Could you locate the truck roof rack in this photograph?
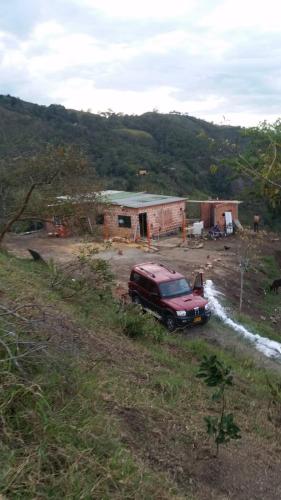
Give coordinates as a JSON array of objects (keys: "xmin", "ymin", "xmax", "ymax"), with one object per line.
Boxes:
[
  {"xmin": 158, "ymin": 263, "xmax": 176, "ymax": 274},
  {"xmin": 139, "ymin": 267, "xmax": 156, "ymax": 278}
]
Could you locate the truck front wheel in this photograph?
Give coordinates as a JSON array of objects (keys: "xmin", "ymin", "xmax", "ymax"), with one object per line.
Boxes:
[
  {"xmin": 132, "ymin": 294, "xmax": 142, "ymax": 306},
  {"xmin": 165, "ymin": 314, "xmax": 176, "ymax": 332}
]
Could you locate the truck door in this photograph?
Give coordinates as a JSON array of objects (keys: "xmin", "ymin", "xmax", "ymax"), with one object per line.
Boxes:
[
  {"xmin": 147, "ymin": 282, "xmax": 160, "ymax": 309},
  {"xmin": 193, "ymin": 272, "xmax": 204, "ymax": 297}
]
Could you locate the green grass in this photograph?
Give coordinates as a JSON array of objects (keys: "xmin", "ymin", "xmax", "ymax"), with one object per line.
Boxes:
[
  {"xmin": 261, "ymin": 255, "xmax": 279, "ymax": 280},
  {"xmin": 234, "ymin": 311, "xmax": 281, "ymax": 343}
]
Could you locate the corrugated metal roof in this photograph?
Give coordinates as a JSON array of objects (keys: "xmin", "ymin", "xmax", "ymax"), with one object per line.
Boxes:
[
  {"xmin": 100, "ymin": 190, "xmax": 186, "ymax": 208},
  {"xmin": 186, "ymin": 199, "xmax": 242, "ymax": 204}
]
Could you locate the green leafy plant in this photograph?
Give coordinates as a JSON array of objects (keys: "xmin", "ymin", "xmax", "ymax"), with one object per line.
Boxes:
[
  {"xmin": 119, "ymin": 303, "xmax": 164, "ymax": 342},
  {"xmin": 197, "ymin": 355, "xmax": 241, "ymax": 456}
]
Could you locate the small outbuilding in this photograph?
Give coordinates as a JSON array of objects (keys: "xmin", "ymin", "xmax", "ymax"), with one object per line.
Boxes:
[{"xmin": 186, "ymin": 199, "xmax": 242, "ymax": 229}]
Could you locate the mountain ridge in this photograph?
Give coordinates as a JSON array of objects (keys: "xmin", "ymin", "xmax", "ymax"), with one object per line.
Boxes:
[{"xmin": 0, "ymin": 94, "xmax": 246, "ymax": 198}]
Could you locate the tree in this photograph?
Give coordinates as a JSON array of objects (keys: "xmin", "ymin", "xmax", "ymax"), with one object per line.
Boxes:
[
  {"xmin": 197, "ymin": 355, "xmax": 241, "ymax": 457},
  {"xmin": 0, "ymin": 145, "xmax": 99, "ymax": 245},
  {"xmin": 235, "ymin": 230, "xmax": 260, "ymax": 313},
  {"xmin": 236, "ymin": 120, "xmax": 281, "ymax": 207}
]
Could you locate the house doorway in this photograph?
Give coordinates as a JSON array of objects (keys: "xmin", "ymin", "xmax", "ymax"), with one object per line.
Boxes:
[{"xmin": 139, "ymin": 213, "xmax": 147, "ymax": 237}]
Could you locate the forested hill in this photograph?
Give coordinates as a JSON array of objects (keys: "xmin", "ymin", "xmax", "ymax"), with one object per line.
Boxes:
[{"xmin": 0, "ymin": 94, "xmax": 246, "ymax": 198}]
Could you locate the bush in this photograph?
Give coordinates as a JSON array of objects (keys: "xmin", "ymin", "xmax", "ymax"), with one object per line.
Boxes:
[{"xmin": 120, "ymin": 304, "xmax": 164, "ymax": 342}]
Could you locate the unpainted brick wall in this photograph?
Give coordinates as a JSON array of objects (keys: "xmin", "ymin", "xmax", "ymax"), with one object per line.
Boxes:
[
  {"xmin": 200, "ymin": 203, "xmax": 212, "ymax": 228},
  {"xmin": 214, "ymin": 203, "xmax": 239, "ymax": 228},
  {"xmin": 104, "ymin": 201, "xmax": 186, "ymax": 240},
  {"xmin": 200, "ymin": 202, "xmax": 239, "ymax": 229}
]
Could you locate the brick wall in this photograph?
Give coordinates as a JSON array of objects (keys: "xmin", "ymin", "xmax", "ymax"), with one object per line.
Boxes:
[
  {"xmin": 200, "ymin": 203, "xmax": 212, "ymax": 228},
  {"xmin": 104, "ymin": 201, "xmax": 186, "ymax": 240},
  {"xmin": 45, "ymin": 201, "xmax": 186, "ymax": 240},
  {"xmin": 214, "ymin": 203, "xmax": 238, "ymax": 228},
  {"xmin": 103, "ymin": 206, "xmax": 139, "ymax": 240},
  {"xmin": 200, "ymin": 202, "xmax": 239, "ymax": 229}
]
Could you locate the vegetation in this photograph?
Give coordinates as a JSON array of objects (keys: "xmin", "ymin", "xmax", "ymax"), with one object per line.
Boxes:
[
  {"xmin": 1, "ymin": 251, "xmax": 281, "ymax": 498},
  {"xmin": 197, "ymin": 355, "xmax": 241, "ymax": 456},
  {"xmin": 0, "ymin": 94, "xmax": 245, "ymax": 201},
  {"xmin": 235, "ymin": 120, "xmax": 281, "ymax": 226},
  {"xmin": 0, "ymin": 145, "xmax": 102, "ymax": 244}
]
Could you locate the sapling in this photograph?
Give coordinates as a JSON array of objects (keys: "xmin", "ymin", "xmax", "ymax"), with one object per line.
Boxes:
[{"xmin": 197, "ymin": 355, "xmax": 241, "ymax": 457}]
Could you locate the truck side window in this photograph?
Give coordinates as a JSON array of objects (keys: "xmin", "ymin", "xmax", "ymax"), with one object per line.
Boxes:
[
  {"xmin": 150, "ymin": 283, "xmax": 159, "ymax": 295},
  {"xmin": 132, "ymin": 272, "xmax": 141, "ymax": 283},
  {"xmin": 139, "ymin": 277, "xmax": 151, "ymax": 290}
]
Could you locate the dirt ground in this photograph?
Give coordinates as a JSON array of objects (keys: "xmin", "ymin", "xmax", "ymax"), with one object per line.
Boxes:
[
  {"xmin": 5, "ymin": 230, "xmax": 281, "ymax": 371},
  {"xmin": 5, "ymin": 229, "xmax": 281, "ymax": 307}
]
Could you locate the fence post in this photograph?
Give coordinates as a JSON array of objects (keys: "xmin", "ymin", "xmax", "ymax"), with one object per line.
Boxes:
[{"xmin": 182, "ymin": 210, "xmax": 186, "ymax": 243}]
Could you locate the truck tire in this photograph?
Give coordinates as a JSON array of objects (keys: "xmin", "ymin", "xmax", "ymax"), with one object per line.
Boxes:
[
  {"xmin": 132, "ymin": 295, "xmax": 142, "ymax": 306},
  {"xmin": 165, "ymin": 314, "xmax": 176, "ymax": 332}
]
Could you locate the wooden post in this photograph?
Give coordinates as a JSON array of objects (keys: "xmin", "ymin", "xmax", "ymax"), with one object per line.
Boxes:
[
  {"xmin": 103, "ymin": 214, "xmax": 109, "ymax": 240},
  {"xmin": 182, "ymin": 209, "xmax": 186, "ymax": 243},
  {"xmin": 147, "ymin": 219, "xmax": 151, "ymax": 249}
]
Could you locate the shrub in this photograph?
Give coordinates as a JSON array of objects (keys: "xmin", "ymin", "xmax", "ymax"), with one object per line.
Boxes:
[
  {"xmin": 120, "ymin": 304, "xmax": 164, "ymax": 342},
  {"xmin": 197, "ymin": 354, "xmax": 241, "ymax": 456}
]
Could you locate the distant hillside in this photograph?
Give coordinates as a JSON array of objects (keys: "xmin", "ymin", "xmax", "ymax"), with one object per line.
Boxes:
[{"xmin": 0, "ymin": 94, "xmax": 246, "ymax": 198}]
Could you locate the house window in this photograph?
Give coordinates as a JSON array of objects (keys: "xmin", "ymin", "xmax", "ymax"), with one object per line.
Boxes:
[
  {"xmin": 96, "ymin": 214, "xmax": 104, "ymax": 225},
  {"xmin": 118, "ymin": 215, "xmax": 131, "ymax": 228}
]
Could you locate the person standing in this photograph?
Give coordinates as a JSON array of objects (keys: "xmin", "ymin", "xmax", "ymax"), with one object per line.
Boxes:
[{"xmin": 253, "ymin": 214, "xmax": 260, "ymax": 232}]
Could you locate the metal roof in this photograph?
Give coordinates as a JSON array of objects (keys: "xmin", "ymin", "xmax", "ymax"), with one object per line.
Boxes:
[
  {"xmin": 186, "ymin": 199, "xmax": 242, "ymax": 204},
  {"xmin": 100, "ymin": 190, "xmax": 186, "ymax": 208}
]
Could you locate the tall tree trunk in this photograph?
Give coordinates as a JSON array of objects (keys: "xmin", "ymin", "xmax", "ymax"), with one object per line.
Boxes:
[{"xmin": 0, "ymin": 183, "xmax": 36, "ymax": 246}]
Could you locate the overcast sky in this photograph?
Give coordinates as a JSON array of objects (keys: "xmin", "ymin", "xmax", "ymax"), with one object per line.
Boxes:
[{"xmin": 1, "ymin": 0, "xmax": 280, "ymax": 126}]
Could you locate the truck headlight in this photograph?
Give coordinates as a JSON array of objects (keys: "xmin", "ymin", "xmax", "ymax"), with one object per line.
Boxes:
[
  {"xmin": 176, "ymin": 310, "xmax": 186, "ymax": 317},
  {"xmin": 205, "ymin": 304, "xmax": 210, "ymax": 311}
]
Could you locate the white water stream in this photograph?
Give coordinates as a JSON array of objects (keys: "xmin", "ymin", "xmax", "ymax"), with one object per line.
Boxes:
[{"xmin": 204, "ymin": 279, "xmax": 281, "ymax": 361}]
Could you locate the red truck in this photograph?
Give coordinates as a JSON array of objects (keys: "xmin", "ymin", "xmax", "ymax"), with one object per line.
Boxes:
[{"xmin": 128, "ymin": 262, "xmax": 211, "ymax": 331}]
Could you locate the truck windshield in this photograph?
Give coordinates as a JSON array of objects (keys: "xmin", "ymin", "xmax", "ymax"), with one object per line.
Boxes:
[{"xmin": 159, "ymin": 279, "xmax": 192, "ymax": 298}]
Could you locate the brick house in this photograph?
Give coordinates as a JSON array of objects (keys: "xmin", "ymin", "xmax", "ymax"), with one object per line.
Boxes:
[
  {"xmin": 46, "ymin": 190, "xmax": 186, "ymax": 240},
  {"xmin": 46, "ymin": 191, "xmax": 241, "ymax": 239},
  {"xmin": 101, "ymin": 191, "xmax": 186, "ymax": 240}
]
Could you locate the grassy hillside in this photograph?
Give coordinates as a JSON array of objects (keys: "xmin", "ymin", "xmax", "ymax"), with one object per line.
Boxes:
[
  {"xmin": 1, "ymin": 250, "xmax": 281, "ymax": 499},
  {"xmin": 0, "ymin": 95, "xmax": 246, "ymax": 199}
]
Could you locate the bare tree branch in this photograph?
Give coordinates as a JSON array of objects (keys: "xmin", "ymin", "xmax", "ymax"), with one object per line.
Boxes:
[
  {"xmin": 0, "ymin": 183, "xmax": 37, "ymax": 244},
  {"xmin": 237, "ymin": 154, "xmax": 281, "ymax": 189}
]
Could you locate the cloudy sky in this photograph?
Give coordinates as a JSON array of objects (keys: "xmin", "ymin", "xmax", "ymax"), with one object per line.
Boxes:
[{"xmin": 1, "ymin": 0, "xmax": 280, "ymax": 125}]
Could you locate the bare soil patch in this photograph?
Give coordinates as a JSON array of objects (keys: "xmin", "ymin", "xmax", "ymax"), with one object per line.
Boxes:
[{"xmin": 116, "ymin": 403, "xmax": 281, "ymax": 500}]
